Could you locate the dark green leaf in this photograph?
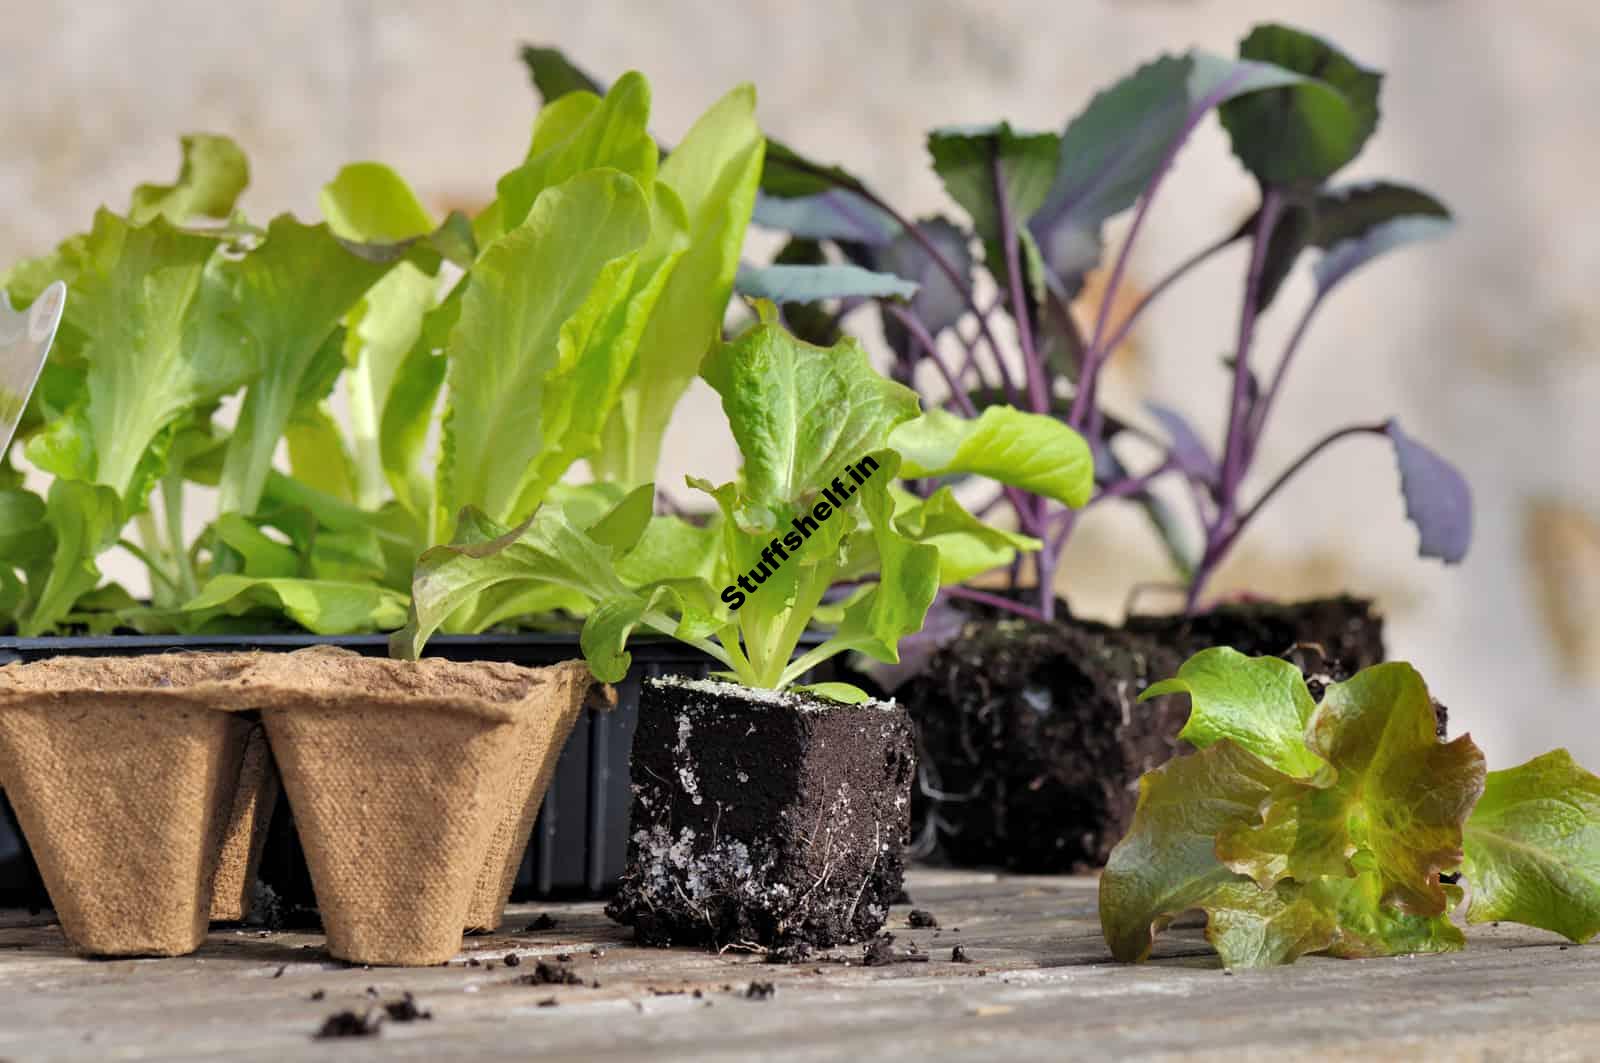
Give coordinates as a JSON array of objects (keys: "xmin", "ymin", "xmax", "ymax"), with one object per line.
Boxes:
[
  {"xmin": 519, "ymin": 44, "xmax": 605, "ymax": 103},
  {"xmin": 1219, "ymin": 24, "xmax": 1382, "ymax": 186}
]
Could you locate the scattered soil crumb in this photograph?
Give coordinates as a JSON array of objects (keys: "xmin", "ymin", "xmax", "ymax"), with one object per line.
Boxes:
[
  {"xmin": 309, "ymin": 990, "xmax": 326, "ymax": 1002},
  {"xmin": 908, "ymin": 909, "xmax": 939, "ymax": 929},
  {"xmin": 314, "ymin": 1010, "xmax": 380, "ymax": 1039},
  {"xmin": 590, "ymin": 948, "xmax": 606, "ymax": 959},
  {"xmin": 537, "ymin": 997, "xmax": 559, "ymax": 1008},
  {"xmin": 467, "ymin": 958, "xmax": 482, "ymax": 968},
  {"xmin": 271, "ymin": 965, "xmax": 286, "ymax": 979},
  {"xmin": 862, "ymin": 932, "xmax": 930, "ymax": 967},
  {"xmin": 525, "ymin": 914, "xmax": 559, "ymax": 932},
  {"xmin": 556, "ymin": 952, "xmax": 572, "ymax": 962},
  {"xmin": 745, "ymin": 981, "xmax": 776, "ymax": 1000},
  {"xmin": 364, "ymin": 987, "xmax": 379, "ymax": 997},
  {"xmin": 518, "ymin": 961, "xmax": 585, "ymax": 987},
  {"xmin": 765, "ymin": 942, "xmax": 814, "ymax": 965},
  {"xmin": 383, "ymin": 994, "xmax": 431, "ymax": 1023},
  {"xmin": 951, "ymin": 945, "xmax": 969, "ymax": 963},
  {"xmin": 504, "ymin": 953, "xmax": 522, "ymax": 967}
]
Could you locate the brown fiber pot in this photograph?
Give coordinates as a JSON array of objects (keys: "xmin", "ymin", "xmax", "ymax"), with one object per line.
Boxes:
[
  {"xmin": 250, "ymin": 647, "xmax": 594, "ymax": 966},
  {"xmin": 0, "ymin": 653, "xmax": 265, "ymax": 956}
]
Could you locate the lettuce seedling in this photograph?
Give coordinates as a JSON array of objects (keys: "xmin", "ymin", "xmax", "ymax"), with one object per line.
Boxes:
[
  {"xmin": 675, "ymin": 23, "xmax": 1471, "ymax": 620},
  {"xmin": 1099, "ymin": 648, "xmax": 1600, "ymax": 968},
  {"xmin": 394, "ymin": 305, "xmax": 1053, "ymax": 700}
]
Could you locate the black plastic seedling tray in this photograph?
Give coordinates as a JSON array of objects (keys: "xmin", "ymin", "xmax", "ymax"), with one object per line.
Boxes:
[{"xmin": 0, "ymin": 632, "xmax": 733, "ymax": 908}]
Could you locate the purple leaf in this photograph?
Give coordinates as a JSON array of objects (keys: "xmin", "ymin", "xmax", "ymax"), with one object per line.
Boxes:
[
  {"xmin": 751, "ymin": 190, "xmax": 898, "ymax": 246},
  {"xmin": 1385, "ymin": 420, "xmax": 1472, "ymax": 564},
  {"xmin": 1146, "ymin": 402, "xmax": 1219, "ymax": 484},
  {"xmin": 875, "ymin": 216, "xmax": 973, "ymax": 338},
  {"xmin": 1314, "ymin": 215, "xmax": 1452, "ymax": 296}
]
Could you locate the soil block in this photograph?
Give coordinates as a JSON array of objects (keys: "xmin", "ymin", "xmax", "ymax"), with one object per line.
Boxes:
[
  {"xmin": 0, "ymin": 653, "xmax": 264, "ymax": 956},
  {"xmin": 903, "ymin": 596, "xmax": 1389, "ymax": 872},
  {"xmin": 606, "ymin": 676, "xmax": 914, "ymax": 950},
  {"xmin": 251, "ymin": 647, "xmax": 593, "ymax": 966}
]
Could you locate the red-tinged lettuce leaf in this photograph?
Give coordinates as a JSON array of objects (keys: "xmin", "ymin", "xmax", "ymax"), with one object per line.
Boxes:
[
  {"xmin": 1385, "ymin": 419, "xmax": 1472, "ymax": 565},
  {"xmin": 1100, "ymin": 740, "xmax": 1297, "ymax": 963},
  {"xmin": 1462, "ymin": 749, "xmax": 1600, "ymax": 943},
  {"xmin": 1138, "ymin": 648, "xmax": 1325, "ymax": 779},
  {"xmin": 1307, "ymin": 871, "xmax": 1465, "ymax": 958},
  {"xmin": 1291, "ymin": 663, "xmax": 1486, "ymax": 915},
  {"xmin": 1197, "ymin": 879, "xmax": 1337, "ymax": 969}
]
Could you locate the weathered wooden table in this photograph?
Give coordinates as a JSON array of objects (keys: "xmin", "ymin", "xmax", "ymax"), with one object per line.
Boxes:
[{"xmin": 2, "ymin": 868, "xmax": 1596, "ymax": 1061}]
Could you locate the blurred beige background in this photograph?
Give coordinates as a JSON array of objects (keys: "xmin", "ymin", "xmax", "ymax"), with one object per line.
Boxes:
[{"xmin": 2, "ymin": 0, "xmax": 1596, "ymax": 767}]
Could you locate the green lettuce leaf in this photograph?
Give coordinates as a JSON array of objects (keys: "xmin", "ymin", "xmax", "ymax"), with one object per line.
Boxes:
[
  {"xmin": 20, "ymin": 481, "xmax": 122, "ymax": 637},
  {"xmin": 1196, "ymin": 879, "xmax": 1337, "ymax": 969},
  {"xmin": 1139, "ymin": 646, "xmax": 1324, "ymax": 778},
  {"xmin": 1462, "ymin": 749, "xmax": 1600, "ymax": 943},
  {"xmin": 592, "ymin": 83, "xmax": 765, "ymax": 486},
  {"xmin": 217, "ymin": 215, "xmax": 393, "ymax": 515},
  {"xmin": 495, "ymin": 72, "xmax": 657, "ymax": 234},
  {"xmin": 1307, "ymin": 871, "xmax": 1465, "ymax": 958},
  {"xmin": 437, "ymin": 167, "xmax": 667, "ymax": 530},
  {"xmin": 184, "ymin": 574, "xmax": 408, "ymax": 634},
  {"xmin": 889, "ymin": 405, "xmax": 1094, "ymax": 508},
  {"xmin": 1289, "ymin": 663, "xmax": 1485, "ymax": 915},
  {"xmin": 1100, "ymin": 739, "xmax": 1297, "ymax": 963},
  {"xmin": 129, "ymin": 134, "xmax": 250, "ymax": 225}
]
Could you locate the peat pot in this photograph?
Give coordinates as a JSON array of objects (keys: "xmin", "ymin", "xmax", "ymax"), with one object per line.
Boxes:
[
  {"xmin": 0, "ymin": 632, "xmax": 721, "ymax": 916},
  {"xmin": 606, "ymin": 676, "xmax": 915, "ymax": 950}
]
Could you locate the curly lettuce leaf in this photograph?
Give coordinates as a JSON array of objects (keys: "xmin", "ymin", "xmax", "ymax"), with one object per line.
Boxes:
[
  {"xmin": 704, "ymin": 301, "xmax": 919, "ymax": 516},
  {"xmin": 129, "ymin": 133, "xmax": 250, "ymax": 225},
  {"xmin": 1139, "ymin": 646, "xmax": 1324, "ymax": 777},
  {"xmin": 1100, "ymin": 739, "xmax": 1297, "ymax": 963},
  {"xmin": 1290, "ymin": 664, "xmax": 1486, "ymax": 914},
  {"xmin": 1462, "ymin": 749, "xmax": 1600, "ymax": 943}
]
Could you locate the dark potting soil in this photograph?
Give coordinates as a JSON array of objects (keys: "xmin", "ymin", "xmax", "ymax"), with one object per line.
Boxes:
[
  {"xmin": 902, "ymin": 596, "xmax": 1413, "ymax": 873},
  {"xmin": 606, "ymin": 677, "xmax": 915, "ymax": 951}
]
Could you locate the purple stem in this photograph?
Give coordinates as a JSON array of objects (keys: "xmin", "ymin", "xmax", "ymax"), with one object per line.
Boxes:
[
  {"xmin": 1216, "ymin": 188, "xmax": 1285, "ymax": 517},
  {"xmin": 850, "ymin": 183, "xmax": 1020, "ymax": 405},
  {"xmin": 1185, "ymin": 422, "xmax": 1387, "ymax": 612},
  {"xmin": 1094, "ymin": 229, "xmax": 1238, "ymax": 363},
  {"xmin": 1247, "ymin": 291, "xmax": 1326, "ymax": 460},
  {"xmin": 1071, "ymin": 68, "xmax": 1254, "ymax": 436},
  {"xmin": 884, "ymin": 303, "xmax": 1043, "ymax": 536},
  {"xmin": 992, "ymin": 153, "xmax": 1048, "ymax": 416},
  {"xmin": 941, "ymin": 584, "xmax": 1047, "ymax": 623}
]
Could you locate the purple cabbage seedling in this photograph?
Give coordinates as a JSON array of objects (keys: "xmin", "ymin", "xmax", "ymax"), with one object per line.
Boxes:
[{"xmin": 734, "ymin": 24, "xmax": 1472, "ymax": 620}]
